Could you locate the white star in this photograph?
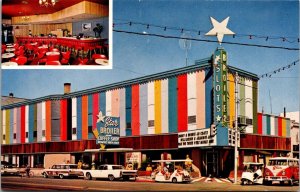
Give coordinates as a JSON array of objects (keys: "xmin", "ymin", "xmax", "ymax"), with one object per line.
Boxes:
[
  {"xmin": 205, "ymin": 17, "xmax": 235, "ymax": 45},
  {"xmin": 216, "ymin": 115, "xmax": 221, "ymax": 122},
  {"xmin": 97, "ymin": 111, "xmax": 106, "ymax": 123},
  {"xmin": 214, "ymin": 55, "xmax": 220, "ymax": 64}
]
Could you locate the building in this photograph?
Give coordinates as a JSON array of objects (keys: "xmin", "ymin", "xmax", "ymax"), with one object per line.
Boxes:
[{"xmin": 1, "ymin": 48, "xmax": 291, "ymax": 176}]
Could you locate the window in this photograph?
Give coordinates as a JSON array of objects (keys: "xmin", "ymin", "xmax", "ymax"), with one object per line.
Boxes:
[
  {"xmin": 26, "ymin": 132, "xmax": 28, "ymax": 138},
  {"xmin": 112, "ymin": 165, "xmax": 123, "ymax": 170},
  {"xmin": 88, "ymin": 126, "xmax": 93, "ymax": 134},
  {"xmin": 72, "ymin": 128, "xmax": 76, "ymax": 134},
  {"xmin": 3, "ymin": 135, "xmax": 5, "ymax": 140},
  {"xmin": 188, "ymin": 115, "xmax": 196, "ymax": 124},
  {"xmin": 246, "ymin": 118, "xmax": 253, "ymax": 125},
  {"xmin": 13, "ymin": 133, "xmax": 16, "ymax": 139},
  {"xmin": 34, "ymin": 131, "xmax": 37, "ymax": 137},
  {"xmin": 103, "ymin": 166, "xmax": 108, "ymax": 170},
  {"xmin": 126, "ymin": 123, "xmax": 131, "ymax": 129},
  {"xmin": 42, "ymin": 130, "xmax": 46, "ymax": 137},
  {"xmin": 148, "ymin": 120, "xmax": 154, "ymax": 127},
  {"xmin": 99, "ymin": 166, "xmax": 104, "ymax": 170}
]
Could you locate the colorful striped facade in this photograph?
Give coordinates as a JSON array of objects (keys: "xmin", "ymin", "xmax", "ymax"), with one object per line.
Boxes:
[{"xmin": 1, "ymin": 60, "xmax": 290, "ymax": 146}]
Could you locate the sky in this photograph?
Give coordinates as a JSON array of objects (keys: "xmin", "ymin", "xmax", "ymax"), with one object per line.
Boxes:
[{"xmin": 1, "ymin": 0, "xmax": 299, "ymax": 116}]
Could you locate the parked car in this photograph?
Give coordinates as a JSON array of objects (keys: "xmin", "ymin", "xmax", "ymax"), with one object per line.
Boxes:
[
  {"xmin": 241, "ymin": 162, "xmax": 264, "ymax": 185},
  {"xmin": 83, "ymin": 164, "xmax": 137, "ymax": 181},
  {"xmin": 1, "ymin": 161, "xmax": 20, "ymax": 176},
  {"xmin": 42, "ymin": 164, "xmax": 84, "ymax": 179}
]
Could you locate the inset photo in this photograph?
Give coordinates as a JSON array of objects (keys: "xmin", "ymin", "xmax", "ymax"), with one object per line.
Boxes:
[{"xmin": 1, "ymin": 0, "xmax": 110, "ymax": 69}]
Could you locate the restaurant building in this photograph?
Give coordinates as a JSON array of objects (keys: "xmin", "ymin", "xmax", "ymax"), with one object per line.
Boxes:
[
  {"xmin": 2, "ymin": 0, "xmax": 109, "ymax": 66},
  {"xmin": 1, "ymin": 48, "xmax": 291, "ymax": 177}
]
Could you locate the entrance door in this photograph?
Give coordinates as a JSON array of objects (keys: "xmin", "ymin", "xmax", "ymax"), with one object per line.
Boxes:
[{"xmin": 206, "ymin": 151, "xmax": 218, "ymax": 177}]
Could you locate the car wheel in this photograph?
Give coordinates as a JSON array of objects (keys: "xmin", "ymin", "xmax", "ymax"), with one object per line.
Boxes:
[
  {"xmin": 86, "ymin": 172, "xmax": 92, "ymax": 180},
  {"xmin": 172, "ymin": 177, "xmax": 177, "ymax": 183},
  {"xmin": 241, "ymin": 179, "xmax": 245, "ymax": 185},
  {"xmin": 59, "ymin": 174, "xmax": 64, "ymax": 179},
  {"xmin": 43, "ymin": 172, "xmax": 48, "ymax": 178},
  {"xmin": 108, "ymin": 174, "xmax": 115, "ymax": 181}
]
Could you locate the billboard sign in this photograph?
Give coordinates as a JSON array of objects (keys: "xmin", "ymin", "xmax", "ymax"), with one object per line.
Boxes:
[{"xmin": 96, "ymin": 111, "xmax": 120, "ymax": 145}]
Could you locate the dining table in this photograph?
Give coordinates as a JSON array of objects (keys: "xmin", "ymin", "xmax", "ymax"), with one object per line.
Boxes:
[
  {"xmin": 2, "ymin": 61, "xmax": 18, "ymax": 66},
  {"xmin": 95, "ymin": 59, "xmax": 109, "ymax": 65},
  {"xmin": 6, "ymin": 48, "xmax": 15, "ymax": 52}
]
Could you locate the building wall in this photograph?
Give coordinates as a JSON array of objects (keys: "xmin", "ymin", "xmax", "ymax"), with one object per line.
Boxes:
[
  {"xmin": 1, "ymin": 69, "xmax": 262, "ymax": 145},
  {"xmin": 256, "ymin": 113, "xmax": 290, "ymax": 137}
]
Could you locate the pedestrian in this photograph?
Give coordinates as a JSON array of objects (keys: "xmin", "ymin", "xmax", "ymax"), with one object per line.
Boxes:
[
  {"xmin": 77, "ymin": 160, "xmax": 82, "ymax": 169},
  {"xmin": 25, "ymin": 164, "xmax": 31, "ymax": 177}
]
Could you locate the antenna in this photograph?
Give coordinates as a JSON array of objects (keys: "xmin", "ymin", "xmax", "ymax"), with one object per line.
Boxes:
[
  {"xmin": 269, "ymin": 90, "xmax": 272, "ymax": 114},
  {"xmin": 179, "ymin": 32, "xmax": 191, "ymax": 66}
]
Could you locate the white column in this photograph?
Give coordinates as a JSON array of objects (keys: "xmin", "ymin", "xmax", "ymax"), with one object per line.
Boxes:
[
  {"xmin": 148, "ymin": 82, "xmax": 154, "ymax": 134},
  {"xmin": 106, "ymin": 91, "xmax": 112, "ymax": 116},
  {"xmin": 30, "ymin": 155, "xmax": 34, "ymax": 167},
  {"xmin": 72, "ymin": 98, "xmax": 77, "ymax": 140},
  {"xmin": 188, "ymin": 72, "xmax": 197, "ymax": 130}
]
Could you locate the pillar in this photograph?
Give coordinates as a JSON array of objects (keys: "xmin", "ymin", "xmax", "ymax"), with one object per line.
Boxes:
[{"xmin": 30, "ymin": 155, "xmax": 34, "ymax": 167}]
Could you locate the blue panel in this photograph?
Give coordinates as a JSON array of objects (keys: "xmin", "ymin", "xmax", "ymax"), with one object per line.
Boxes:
[
  {"xmin": 88, "ymin": 94, "xmax": 93, "ymax": 139},
  {"xmin": 29, "ymin": 105, "xmax": 34, "ymax": 143},
  {"xmin": 266, "ymin": 115, "xmax": 271, "ymax": 135},
  {"xmin": 139, "ymin": 84, "xmax": 148, "ymax": 135},
  {"xmin": 77, "ymin": 97, "xmax": 82, "ymax": 140},
  {"xmin": 125, "ymin": 86, "xmax": 132, "ymax": 136},
  {"xmin": 217, "ymin": 127, "xmax": 229, "ymax": 146},
  {"xmin": 263, "ymin": 115, "xmax": 267, "ymax": 135},
  {"xmin": 100, "ymin": 92, "xmax": 106, "ymax": 115},
  {"xmin": 168, "ymin": 77, "xmax": 177, "ymax": 133},
  {"xmin": 205, "ymin": 68, "xmax": 213, "ymax": 128},
  {"xmin": 10, "ymin": 109, "xmax": 14, "ymax": 142}
]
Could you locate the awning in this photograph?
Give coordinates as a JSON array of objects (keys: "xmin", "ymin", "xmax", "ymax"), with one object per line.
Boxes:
[
  {"xmin": 257, "ymin": 151, "xmax": 272, "ymax": 155},
  {"xmin": 84, "ymin": 148, "xmax": 133, "ymax": 153}
]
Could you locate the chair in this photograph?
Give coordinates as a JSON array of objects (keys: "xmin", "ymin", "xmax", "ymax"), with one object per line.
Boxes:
[
  {"xmin": 14, "ymin": 46, "xmax": 24, "ymax": 56},
  {"xmin": 11, "ymin": 56, "xmax": 27, "ymax": 65},
  {"xmin": 92, "ymin": 54, "xmax": 107, "ymax": 60},
  {"xmin": 37, "ymin": 51, "xmax": 47, "ymax": 65},
  {"xmin": 78, "ymin": 58, "xmax": 89, "ymax": 65},
  {"xmin": 46, "ymin": 54, "xmax": 60, "ymax": 62},
  {"xmin": 46, "ymin": 61, "xmax": 61, "ymax": 65},
  {"xmin": 61, "ymin": 51, "xmax": 71, "ymax": 65}
]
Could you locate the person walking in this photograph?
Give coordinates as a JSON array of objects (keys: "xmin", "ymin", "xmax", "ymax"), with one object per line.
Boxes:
[{"xmin": 25, "ymin": 164, "xmax": 31, "ymax": 177}]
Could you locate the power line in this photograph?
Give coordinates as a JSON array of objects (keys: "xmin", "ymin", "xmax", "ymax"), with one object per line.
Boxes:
[
  {"xmin": 113, "ymin": 29, "xmax": 299, "ymax": 51},
  {"xmin": 114, "ymin": 19, "xmax": 300, "ymax": 43},
  {"xmin": 259, "ymin": 59, "xmax": 299, "ymax": 78}
]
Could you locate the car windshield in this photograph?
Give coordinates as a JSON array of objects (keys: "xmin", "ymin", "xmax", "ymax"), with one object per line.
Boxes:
[
  {"xmin": 69, "ymin": 165, "xmax": 78, "ymax": 169},
  {"xmin": 112, "ymin": 165, "xmax": 124, "ymax": 170},
  {"xmin": 268, "ymin": 160, "xmax": 288, "ymax": 166}
]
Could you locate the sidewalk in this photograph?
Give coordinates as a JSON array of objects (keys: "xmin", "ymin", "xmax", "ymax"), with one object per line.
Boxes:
[{"xmin": 136, "ymin": 176, "xmax": 155, "ymax": 182}]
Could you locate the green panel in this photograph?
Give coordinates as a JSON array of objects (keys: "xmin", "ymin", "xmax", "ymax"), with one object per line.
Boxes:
[
  {"xmin": 239, "ymin": 77, "xmax": 245, "ymax": 117},
  {"xmin": 252, "ymin": 81, "xmax": 258, "ymax": 133},
  {"xmin": 5, "ymin": 110, "xmax": 10, "ymax": 144}
]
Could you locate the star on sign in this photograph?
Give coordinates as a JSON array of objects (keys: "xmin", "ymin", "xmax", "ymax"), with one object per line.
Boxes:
[
  {"xmin": 216, "ymin": 115, "xmax": 222, "ymax": 122},
  {"xmin": 214, "ymin": 55, "xmax": 220, "ymax": 64},
  {"xmin": 97, "ymin": 111, "xmax": 106, "ymax": 123},
  {"xmin": 205, "ymin": 17, "xmax": 235, "ymax": 45}
]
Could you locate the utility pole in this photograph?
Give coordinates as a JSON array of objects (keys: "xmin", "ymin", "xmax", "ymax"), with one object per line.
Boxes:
[{"xmin": 234, "ymin": 72, "xmax": 239, "ymax": 184}]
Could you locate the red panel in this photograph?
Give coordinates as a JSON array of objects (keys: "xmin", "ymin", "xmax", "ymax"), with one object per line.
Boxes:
[
  {"xmin": 131, "ymin": 84, "xmax": 140, "ymax": 136},
  {"xmin": 60, "ymin": 99, "xmax": 67, "ymax": 141},
  {"xmin": 20, "ymin": 106, "xmax": 25, "ymax": 143},
  {"xmin": 177, "ymin": 74, "xmax": 187, "ymax": 132},
  {"xmin": 92, "ymin": 93, "xmax": 99, "ymax": 131},
  {"xmin": 257, "ymin": 113, "xmax": 262, "ymax": 134},
  {"xmin": 278, "ymin": 117, "xmax": 282, "ymax": 136},
  {"xmin": 240, "ymin": 134, "xmax": 290, "ymax": 150}
]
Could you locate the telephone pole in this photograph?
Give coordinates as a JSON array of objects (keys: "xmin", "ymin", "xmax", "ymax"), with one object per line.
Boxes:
[{"xmin": 234, "ymin": 72, "xmax": 239, "ymax": 184}]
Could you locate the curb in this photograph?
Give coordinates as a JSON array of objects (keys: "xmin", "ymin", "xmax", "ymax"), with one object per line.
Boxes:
[{"xmin": 136, "ymin": 177, "xmax": 155, "ymax": 183}]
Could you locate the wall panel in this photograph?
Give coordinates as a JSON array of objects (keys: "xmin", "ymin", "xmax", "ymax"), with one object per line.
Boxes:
[
  {"xmin": 119, "ymin": 88, "xmax": 126, "ymax": 136},
  {"xmin": 161, "ymin": 79, "xmax": 169, "ymax": 133},
  {"xmin": 177, "ymin": 74, "xmax": 187, "ymax": 132},
  {"xmin": 188, "ymin": 73, "xmax": 196, "ymax": 131},
  {"xmin": 148, "ymin": 82, "xmax": 155, "ymax": 134},
  {"xmin": 132, "ymin": 84, "xmax": 140, "ymax": 136},
  {"xmin": 196, "ymin": 70, "xmax": 206, "ymax": 128},
  {"xmin": 154, "ymin": 80, "xmax": 162, "ymax": 134}
]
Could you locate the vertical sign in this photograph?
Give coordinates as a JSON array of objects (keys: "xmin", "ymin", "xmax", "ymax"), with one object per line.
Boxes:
[
  {"xmin": 96, "ymin": 111, "xmax": 120, "ymax": 145},
  {"xmin": 213, "ymin": 48, "xmax": 228, "ymax": 126}
]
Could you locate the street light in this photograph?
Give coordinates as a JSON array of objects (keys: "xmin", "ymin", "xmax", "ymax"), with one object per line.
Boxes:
[{"xmin": 234, "ymin": 72, "xmax": 239, "ymax": 184}]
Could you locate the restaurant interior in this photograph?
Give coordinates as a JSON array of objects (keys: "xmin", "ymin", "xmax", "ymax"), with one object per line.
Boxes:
[{"xmin": 1, "ymin": 0, "xmax": 109, "ymax": 66}]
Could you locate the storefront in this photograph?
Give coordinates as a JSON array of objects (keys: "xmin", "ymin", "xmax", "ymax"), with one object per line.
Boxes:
[{"xmin": 1, "ymin": 48, "xmax": 291, "ymax": 176}]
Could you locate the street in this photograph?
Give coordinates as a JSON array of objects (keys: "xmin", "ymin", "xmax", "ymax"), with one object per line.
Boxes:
[{"xmin": 1, "ymin": 176, "xmax": 299, "ymax": 191}]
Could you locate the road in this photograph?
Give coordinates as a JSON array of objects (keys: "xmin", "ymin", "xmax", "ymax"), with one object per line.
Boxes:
[{"xmin": 1, "ymin": 176, "xmax": 299, "ymax": 191}]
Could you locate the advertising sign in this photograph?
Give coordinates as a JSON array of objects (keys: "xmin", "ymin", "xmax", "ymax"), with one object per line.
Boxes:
[
  {"xmin": 96, "ymin": 111, "xmax": 120, "ymax": 145},
  {"xmin": 178, "ymin": 128, "xmax": 216, "ymax": 148}
]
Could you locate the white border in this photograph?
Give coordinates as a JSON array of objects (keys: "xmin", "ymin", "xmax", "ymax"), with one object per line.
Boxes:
[{"xmin": 1, "ymin": 1, "xmax": 112, "ymax": 70}]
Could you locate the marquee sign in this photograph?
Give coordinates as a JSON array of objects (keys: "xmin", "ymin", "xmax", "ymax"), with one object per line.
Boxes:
[
  {"xmin": 95, "ymin": 111, "xmax": 120, "ymax": 145},
  {"xmin": 178, "ymin": 129, "xmax": 216, "ymax": 148},
  {"xmin": 213, "ymin": 48, "xmax": 228, "ymax": 126}
]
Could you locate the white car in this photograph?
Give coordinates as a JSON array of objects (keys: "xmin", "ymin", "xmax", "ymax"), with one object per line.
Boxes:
[
  {"xmin": 83, "ymin": 164, "xmax": 137, "ymax": 181},
  {"xmin": 42, "ymin": 164, "xmax": 84, "ymax": 179}
]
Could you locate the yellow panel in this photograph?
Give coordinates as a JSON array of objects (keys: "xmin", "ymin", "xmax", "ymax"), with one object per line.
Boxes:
[
  {"xmin": 228, "ymin": 73, "xmax": 235, "ymax": 128},
  {"xmin": 154, "ymin": 80, "xmax": 162, "ymax": 134},
  {"xmin": 282, "ymin": 118, "xmax": 286, "ymax": 137}
]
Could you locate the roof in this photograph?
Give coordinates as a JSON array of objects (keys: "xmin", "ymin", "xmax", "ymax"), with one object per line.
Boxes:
[
  {"xmin": 2, "ymin": 96, "xmax": 29, "ymax": 106},
  {"xmin": 2, "ymin": 58, "xmax": 259, "ymax": 110}
]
